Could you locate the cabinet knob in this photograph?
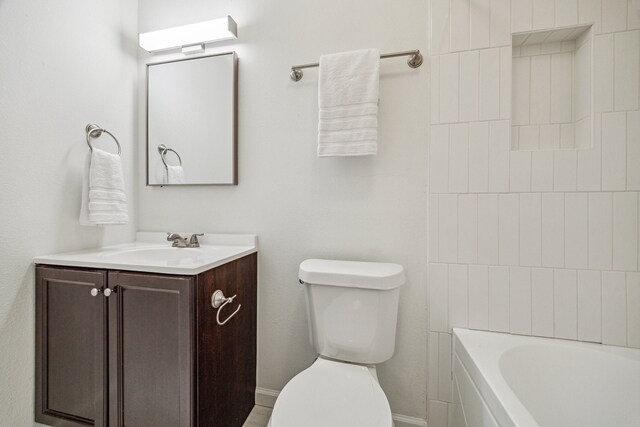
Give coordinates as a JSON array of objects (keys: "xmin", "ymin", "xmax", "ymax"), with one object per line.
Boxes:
[
  {"xmin": 90, "ymin": 288, "xmax": 99, "ymax": 297},
  {"xmin": 103, "ymin": 288, "xmax": 112, "ymax": 297}
]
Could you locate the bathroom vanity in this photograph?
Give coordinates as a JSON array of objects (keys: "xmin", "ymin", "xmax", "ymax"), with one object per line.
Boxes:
[{"xmin": 33, "ymin": 233, "xmax": 257, "ymax": 427}]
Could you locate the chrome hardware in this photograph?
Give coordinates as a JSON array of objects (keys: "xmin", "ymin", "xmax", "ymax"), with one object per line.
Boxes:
[
  {"xmin": 167, "ymin": 232, "xmax": 204, "ymax": 248},
  {"xmin": 103, "ymin": 288, "xmax": 112, "ymax": 297},
  {"xmin": 90, "ymin": 288, "xmax": 99, "ymax": 297},
  {"xmin": 189, "ymin": 233, "xmax": 204, "ymax": 248},
  {"xmin": 158, "ymin": 144, "xmax": 183, "ymax": 167},
  {"xmin": 211, "ymin": 290, "xmax": 241, "ymax": 326},
  {"xmin": 86, "ymin": 123, "xmax": 122, "ymax": 155}
]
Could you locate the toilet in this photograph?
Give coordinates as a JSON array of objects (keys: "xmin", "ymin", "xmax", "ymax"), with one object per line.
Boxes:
[{"xmin": 268, "ymin": 259, "xmax": 405, "ymax": 427}]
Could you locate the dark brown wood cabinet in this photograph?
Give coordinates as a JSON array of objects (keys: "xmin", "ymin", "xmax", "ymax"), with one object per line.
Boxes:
[{"xmin": 36, "ymin": 253, "xmax": 257, "ymax": 427}]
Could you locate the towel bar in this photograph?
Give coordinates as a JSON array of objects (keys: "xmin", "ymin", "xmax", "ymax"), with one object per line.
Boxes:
[
  {"xmin": 290, "ymin": 49, "xmax": 423, "ymax": 82},
  {"xmin": 86, "ymin": 124, "xmax": 122, "ymax": 155}
]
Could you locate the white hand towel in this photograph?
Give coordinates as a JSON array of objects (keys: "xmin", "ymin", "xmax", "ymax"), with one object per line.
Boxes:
[
  {"xmin": 318, "ymin": 48, "xmax": 380, "ymax": 157},
  {"xmin": 166, "ymin": 165, "xmax": 185, "ymax": 184},
  {"xmin": 79, "ymin": 148, "xmax": 129, "ymax": 226}
]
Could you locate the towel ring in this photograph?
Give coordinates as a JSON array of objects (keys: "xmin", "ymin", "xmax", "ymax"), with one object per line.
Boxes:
[
  {"xmin": 86, "ymin": 124, "xmax": 121, "ymax": 155},
  {"xmin": 158, "ymin": 144, "xmax": 183, "ymax": 168}
]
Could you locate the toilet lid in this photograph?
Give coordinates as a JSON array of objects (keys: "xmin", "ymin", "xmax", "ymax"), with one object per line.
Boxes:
[{"xmin": 270, "ymin": 358, "xmax": 393, "ymax": 427}]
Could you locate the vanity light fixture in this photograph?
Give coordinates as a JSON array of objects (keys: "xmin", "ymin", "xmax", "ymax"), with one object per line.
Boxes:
[{"xmin": 138, "ymin": 16, "xmax": 237, "ymax": 53}]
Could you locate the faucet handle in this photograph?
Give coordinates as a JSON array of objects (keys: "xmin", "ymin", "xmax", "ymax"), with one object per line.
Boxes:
[
  {"xmin": 189, "ymin": 233, "xmax": 204, "ymax": 247},
  {"xmin": 167, "ymin": 232, "xmax": 182, "ymax": 241}
]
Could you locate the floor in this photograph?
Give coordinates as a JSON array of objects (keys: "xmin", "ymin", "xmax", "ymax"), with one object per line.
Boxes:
[{"xmin": 242, "ymin": 405, "xmax": 272, "ymax": 427}]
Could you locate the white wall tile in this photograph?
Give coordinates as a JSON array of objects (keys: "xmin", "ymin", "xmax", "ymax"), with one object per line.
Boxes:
[
  {"xmin": 489, "ymin": 266, "xmax": 510, "ymax": 332},
  {"xmin": 430, "ymin": 125, "xmax": 449, "ymax": 194},
  {"xmin": 577, "ymin": 270, "xmax": 602, "ymax": 342},
  {"xmin": 630, "ymin": 1, "xmax": 640, "ymax": 29},
  {"xmin": 627, "ymin": 273, "xmax": 640, "ymax": 348},
  {"xmin": 469, "ymin": 122, "xmax": 489, "ymax": 192},
  {"xmin": 438, "ymin": 333, "xmax": 453, "ymax": 402},
  {"xmin": 602, "ymin": 0, "xmax": 628, "ymax": 33},
  {"xmin": 628, "ymin": 111, "xmax": 640, "ymax": 190},
  {"xmin": 601, "ymin": 112, "xmax": 626, "ymax": 191},
  {"xmin": 555, "ymin": 0, "xmax": 578, "ymax": 26},
  {"xmin": 530, "ymin": 55, "xmax": 551, "ymax": 124},
  {"xmin": 427, "ymin": 332, "xmax": 440, "ymax": 398},
  {"xmin": 588, "ymin": 192, "xmax": 613, "ymax": 270},
  {"xmin": 554, "ymin": 269, "xmax": 578, "ymax": 339},
  {"xmin": 532, "ymin": 268, "xmax": 555, "ymax": 337},
  {"xmin": 451, "ymin": 0, "xmax": 470, "ymax": 52},
  {"xmin": 532, "ymin": 151, "xmax": 554, "ymax": 191},
  {"xmin": 431, "ymin": 55, "xmax": 441, "ymax": 124},
  {"xmin": 510, "ymin": 267, "xmax": 532, "ymax": 334},
  {"xmin": 579, "ymin": 0, "xmax": 601, "ymax": 34},
  {"xmin": 491, "ymin": 0, "xmax": 511, "ymax": 46},
  {"xmin": 430, "ymin": 263, "xmax": 450, "ymax": 332},
  {"xmin": 479, "ymin": 49, "xmax": 501, "ymax": 120},
  {"xmin": 439, "ymin": 195, "xmax": 459, "ymax": 263},
  {"xmin": 560, "ymin": 123, "xmax": 575, "ymax": 149},
  {"xmin": 510, "ymin": 151, "xmax": 532, "ymax": 191},
  {"xmin": 440, "ymin": 53, "xmax": 460, "ymax": 123},
  {"xmin": 458, "ymin": 195, "xmax": 478, "ymax": 264},
  {"xmin": 542, "ymin": 193, "xmax": 565, "ymax": 268},
  {"xmin": 553, "ymin": 149, "xmax": 577, "ymax": 191},
  {"xmin": 449, "ymin": 124, "xmax": 469, "ymax": 193},
  {"xmin": 431, "ymin": 0, "xmax": 451, "ymax": 55},
  {"xmin": 594, "ymin": 34, "xmax": 614, "ymax": 112},
  {"xmin": 512, "ymin": 57, "xmax": 531, "ymax": 125},
  {"xmin": 470, "ymin": 0, "xmax": 491, "ymax": 49},
  {"xmin": 500, "ymin": 46, "xmax": 512, "ymax": 119},
  {"xmin": 539, "ymin": 124, "xmax": 560, "ymax": 149},
  {"xmin": 602, "ymin": 271, "xmax": 627, "ymax": 346},
  {"xmin": 614, "ymin": 31, "xmax": 640, "ymax": 112},
  {"xmin": 499, "ymin": 194, "xmax": 520, "ymax": 265},
  {"xmin": 519, "ymin": 125, "xmax": 540, "ymax": 150},
  {"xmin": 613, "ymin": 192, "xmax": 638, "ymax": 271},
  {"xmin": 489, "ymin": 121, "xmax": 510, "ymax": 192},
  {"xmin": 478, "ymin": 194, "xmax": 499, "ymax": 264},
  {"xmin": 468, "ymin": 265, "xmax": 489, "ymax": 330},
  {"xmin": 512, "ymin": 0, "xmax": 533, "ymax": 32},
  {"xmin": 577, "ymin": 113, "xmax": 602, "ymax": 191},
  {"xmin": 428, "ymin": 400, "xmax": 449, "ymax": 427},
  {"xmin": 575, "ymin": 38, "xmax": 592, "ymax": 122},
  {"xmin": 459, "ymin": 51, "xmax": 479, "ymax": 122},
  {"xmin": 565, "ymin": 193, "xmax": 589, "ymax": 269},
  {"xmin": 550, "ymin": 53, "xmax": 573, "ymax": 124},
  {"xmin": 430, "ymin": 195, "xmax": 440, "ymax": 262},
  {"xmin": 533, "ymin": 0, "xmax": 555, "ymax": 30},
  {"xmin": 520, "ymin": 194, "xmax": 542, "ymax": 266},
  {"xmin": 449, "ymin": 264, "xmax": 469, "ymax": 328},
  {"xmin": 512, "ymin": 126, "xmax": 520, "ymax": 150}
]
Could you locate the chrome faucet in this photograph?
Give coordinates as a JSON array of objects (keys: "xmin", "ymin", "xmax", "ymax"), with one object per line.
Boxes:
[{"xmin": 167, "ymin": 232, "xmax": 204, "ymax": 248}]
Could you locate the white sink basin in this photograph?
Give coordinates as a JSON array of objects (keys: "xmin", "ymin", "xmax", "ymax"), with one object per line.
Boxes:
[{"xmin": 34, "ymin": 232, "xmax": 257, "ymax": 275}]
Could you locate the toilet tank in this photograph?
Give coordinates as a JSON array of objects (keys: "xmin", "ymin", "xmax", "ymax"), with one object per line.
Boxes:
[{"xmin": 299, "ymin": 259, "xmax": 405, "ymax": 364}]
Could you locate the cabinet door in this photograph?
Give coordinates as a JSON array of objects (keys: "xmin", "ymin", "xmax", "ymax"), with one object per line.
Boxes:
[
  {"xmin": 36, "ymin": 266, "xmax": 107, "ymax": 427},
  {"xmin": 108, "ymin": 272, "xmax": 194, "ymax": 427}
]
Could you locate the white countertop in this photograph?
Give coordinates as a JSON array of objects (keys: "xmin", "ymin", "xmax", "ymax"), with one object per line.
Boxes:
[{"xmin": 34, "ymin": 232, "xmax": 257, "ymax": 276}]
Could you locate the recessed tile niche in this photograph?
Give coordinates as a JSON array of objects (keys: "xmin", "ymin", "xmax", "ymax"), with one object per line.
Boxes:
[{"xmin": 512, "ymin": 25, "xmax": 593, "ymax": 151}]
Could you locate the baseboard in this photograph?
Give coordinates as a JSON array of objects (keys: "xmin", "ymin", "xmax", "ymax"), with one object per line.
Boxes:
[{"xmin": 255, "ymin": 388, "xmax": 427, "ymax": 427}]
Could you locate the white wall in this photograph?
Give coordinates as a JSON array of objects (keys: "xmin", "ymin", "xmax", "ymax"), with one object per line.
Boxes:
[
  {"xmin": 427, "ymin": 0, "xmax": 640, "ymax": 425},
  {"xmin": 0, "ymin": 0, "xmax": 138, "ymax": 424},
  {"xmin": 137, "ymin": 0, "xmax": 429, "ymax": 421}
]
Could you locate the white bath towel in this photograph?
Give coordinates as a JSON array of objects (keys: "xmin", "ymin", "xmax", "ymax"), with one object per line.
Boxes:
[
  {"xmin": 317, "ymin": 48, "xmax": 380, "ymax": 157},
  {"xmin": 79, "ymin": 148, "xmax": 129, "ymax": 226},
  {"xmin": 166, "ymin": 165, "xmax": 185, "ymax": 184}
]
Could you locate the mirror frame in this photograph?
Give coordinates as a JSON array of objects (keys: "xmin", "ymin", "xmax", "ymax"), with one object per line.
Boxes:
[{"xmin": 145, "ymin": 51, "xmax": 238, "ymax": 186}]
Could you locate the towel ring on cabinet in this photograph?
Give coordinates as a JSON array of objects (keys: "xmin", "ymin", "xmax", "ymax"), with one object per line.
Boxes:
[
  {"xmin": 157, "ymin": 144, "xmax": 183, "ymax": 168},
  {"xmin": 211, "ymin": 290, "xmax": 242, "ymax": 326},
  {"xmin": 85, "ymin": 124, "xmax": 122, "ymax": 155}
]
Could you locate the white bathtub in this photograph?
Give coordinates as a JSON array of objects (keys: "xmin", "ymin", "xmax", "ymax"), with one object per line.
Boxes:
[{"xmin": 452, "ymin": 328, "xmax": 640, "ymax": 427}]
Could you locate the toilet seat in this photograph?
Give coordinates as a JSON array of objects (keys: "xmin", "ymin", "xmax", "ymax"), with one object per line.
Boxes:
[{"xmin": 269, "ymin": 357, "xmax": 393, "ymax": 427}]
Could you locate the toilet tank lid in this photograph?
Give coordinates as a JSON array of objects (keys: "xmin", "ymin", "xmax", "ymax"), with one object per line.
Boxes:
[{"xmin": 299, "ymin": 259, "xmax": 405, "ymax": 290}]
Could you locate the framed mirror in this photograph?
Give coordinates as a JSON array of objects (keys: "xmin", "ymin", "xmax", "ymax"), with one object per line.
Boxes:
[{"xmin": 146, "ymin": 52, "xmax": 237, "ymax": 186}]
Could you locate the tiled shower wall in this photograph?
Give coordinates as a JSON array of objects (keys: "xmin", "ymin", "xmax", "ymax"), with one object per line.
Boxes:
[{"xmin": 427, "ymin": 0, "xmax": 640, "ymax": 425}]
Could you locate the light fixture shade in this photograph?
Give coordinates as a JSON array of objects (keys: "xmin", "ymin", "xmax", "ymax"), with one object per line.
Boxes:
[{"xmin": 139, "ymin": 16, "xmax": 237, "ymax": 52}]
